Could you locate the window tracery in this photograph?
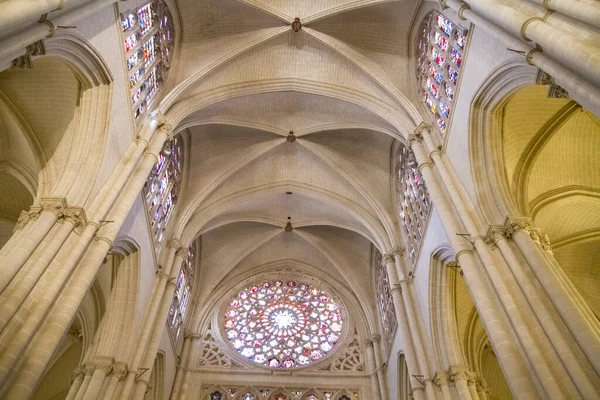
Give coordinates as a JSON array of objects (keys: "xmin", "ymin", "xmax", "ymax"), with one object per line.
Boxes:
[
  {"xmin": 167, "ymin": 242, "xmax": 196, "ymax": 342},
  {"xmin": 143, "ymin": 135, "xmax": 183, "ymax": 254},
  {"xmin": 223, "ymin": 280, "xmax": 343, "ymax": 369},
  {"xmin": 120, "ymin": 0, "xmax": 174, "ymax": 121},
  {"xmin": 375, "ymin": 252, "xmax": 397, "ymax": 351},
  {"xmin": 203, "ymin": 387, "xmax": 359, "ymax": 400},
  {"xmin": 396, "ymin": 143, "xmax": 431, "ymax": 263},
  {"xmin": 416, "ymin": 11, "xmax": 468, "ymax": 135}
]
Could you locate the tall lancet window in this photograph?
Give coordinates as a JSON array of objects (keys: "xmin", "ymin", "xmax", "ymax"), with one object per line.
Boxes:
[
  {"xmin": 375, "ymin": 251, "xmax": 397, "ymax": 352},
  {"xmin": 120, "ymin": 0, "xmax": 174, "ymax": 121},
  {"xmin": 416, "ymin": 11, "xmax": 468, "ymax": 135},
  {"xmin": 397, "ymin": 143, "xmax": 431, "ymax": 263},
  {"xmin": 143, "ymin": 135, "xmax": 183, "ymax": 254},
  {"xmin": 168, "ymin": 242, "xmax": 196, "ymax": 342}
]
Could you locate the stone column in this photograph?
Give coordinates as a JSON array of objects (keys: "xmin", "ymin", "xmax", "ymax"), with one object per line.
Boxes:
[
  {"xmin": 170, "ymin": 330, "xmax": 200, "ymax": 400},
  {"xmin": 119, "ymin": 243, "xmax": 182, "ymax": 400},
  {"xmin": 434, "ymin": 372, "xmax": 453, "ymax": 400},
  {"xmin": 65, "ymin": 366, "xmax": 85, "ymax": 400},
  {"xmin": 488, "ymin": 228, "xmax": 599, "ymax": 398},
  {"xmin": 2, "ymin": 122, "xmax": 174, "ymax": 400},
  {"xmin": 466, "ymin": 372, "xmax": 481, "ymax": 400},
  {"xmin": 408, "ymin": 133, "xmax": 538, "ymax": 399},
  {"xmin": 417, "ymin": 126, "xmax": 569, "ymax": 398},
  {"xmin": 369, "ymin": 335, "xmax": 388, "ymax": 400},
  {"xmin": 102, "ymin": 363, "xmax": 128, "ymax": 400},
  {"xmin": 131, "ymin": 258, "xmax": 185, "ymax": 400},
  {"xmin": 384, "ymin": 253, "xmax": 427, "ymax": 400},
  {"xmin": 364, "ymin": 337, "xmax": 383, "ymax": 400},
  {"xmin": 73, "ymin": 364, "xmax": 95, "ymax": 400},
  {"xmin": 476, "ymin": 377, "xmax": 489, "ymax": 400},
  {"xmin": 0, "ymin": 207, "xmax": 84, "ymax": 333},
  {"xmin": 506, "ymin": 218, "xmax": 600, "ymax": 375},
  {"xmin": 0, "ymin": 200, "xmax": 63, "ymax": 293},
  {"xmin": 450, "ymin": 369, "xmax": 474, "ymax": 400},
  {"xmin": 83, "ymin": 357, "xmax": 113, "ymax": 399}
]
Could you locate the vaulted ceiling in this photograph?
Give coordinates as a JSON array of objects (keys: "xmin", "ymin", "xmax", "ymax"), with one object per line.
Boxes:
[{"xmin": 160, "ymin": 0, "xmax": 425, "ymax": 337}]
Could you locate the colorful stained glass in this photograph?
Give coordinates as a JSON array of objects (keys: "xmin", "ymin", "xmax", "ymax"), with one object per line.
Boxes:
[
  {"xmin": 121, "ymin": 13, "xmax": 137, "ymax": 31},
  {"xmin": 324, "ymin": 393, "xmax": 334, "ymax": 399},
  {"xmin": 138, "ymin": 3, "xmax": 153, "ymax": 35},
  {"xmin": 224, "ymin": 280, "xmax": 343, "ymax": 369},
  {"xmin": 143, "ymin": 37, "xmax": 155, "ymax": 67},
  {"xmin": 129, "ymin": 68, "xmax": 143, "ymax": 88},
  {"xmin": 444, "ymin": 82, "xmax": 454, "ymax": 101},
  {"xmin": 127, "ymin": 52, "xmax": 140, "ymax": 71},
  {"xmin": 448, "ymin": 65, "xmax": 458, "ymax": 84},
  {"xmin": 434, "ymin": 31, "xmax": 448, "ymax": 52},
  {"xmin": 260, "ymin": 389, "xmax": 270, "ymax": 398},
  {"xmin": 242, "ymin": 393, "xmax": 254, "ymax": 400},
  {"xmin": 339, "ymin": 397, "xmax": 351, "ymax": 400},
  {"xmin": 210, "ymin": 391, "xmax": 223, "ymax": 400},
  {"xmin": 416, "ymin": 12, "xmax": 467, "ymax": 135},
  {"xmin": 437, "ymin": 14, "xmax": 454, "ymax": 35},
  {"xmin": 455, "ymin": 30, "xmax": 467, "ymax": 49},
  {"xmin": 375, "ymin": 253, "xmax": 397, "ymax": 351},
  {"xmin": 431, "ymin": 48, "xmax": 445, "ymax": 68},
  {"xmin": 145, "ymin": 67, "xmax": 158, "ymax": 102},
  {"xmin": 426, "ymin": 77, "xmax": 439, "ymax": 99},
  {"xmin": 273, "ymin": 394, "xmax": 287, "ymax": 400},
  {"xmin": 306, "ymin": 396, "xmax": 318, "ymax": 400},
  {"xmin": 397, "ymin": 143, "xmax": 431, "ymax": 263},
  {"xmin": 439, "ymin": 98, "xmax": 451, "ymax": 117},
  {"xmin": 436, "ymin": 114, "xmax": 447, "ymax": 132},
  {"xmin": 123, "ymin": 1, "xmax": 174, "ymax": 119},
  {"xmin": 131, "ymin": 87, "xmax": 142, "ymax": 106},
  {"xmin": 229, "ymin": 389, "xmax": 239, "ymax": 397},
  {"xmin": 124, "ymin": 33, "xmax": 137, "ymax": 52},
  {"xmin": 451, "ymin": 48, "xmax": 462, "ymax": 67},
  {"xmin": 424, "ymin": 93, "xmax": 435, "ymax": 114}
]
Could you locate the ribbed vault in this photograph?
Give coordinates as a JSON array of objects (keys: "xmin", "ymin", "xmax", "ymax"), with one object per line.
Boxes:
[{"xmin": 158, "ymin": 0, "xmax": 425, "ymax": 373}]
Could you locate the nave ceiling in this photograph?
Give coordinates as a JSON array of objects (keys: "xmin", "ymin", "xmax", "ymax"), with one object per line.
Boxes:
[{"xmin": 159, "ymin": 0, "xmax": 427, "ymax": 346}]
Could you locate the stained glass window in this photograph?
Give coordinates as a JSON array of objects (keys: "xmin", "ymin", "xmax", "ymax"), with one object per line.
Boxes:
[
  {"xmin": 210, "ymin": 392, "xmax": 223, "ymax": 400},
  {"xmin": 143, "ymin": 134, "xmax": 183, "ymax": 253},
  {"xmin": 292, "ymin": 392, "xmax": 303, "ymax": 399},
  {"xmin": 242, "ymin": 394, "xmax": 254, "ymax": 400},
  {"xmin": 416, "ymin": 12, "xmax": 468, "ymax": 135},
  {"xmin": 306, "ymin": 395, "xmax": 318, "ymax": 400},
  {"xmin": 396, "ymin": 142, "xmax": 431, "ymax": 264},
  {"xmin": 167, "ymin": 242, "xmax": 196, "ymax": 342},
  {"xmin": 274, "ymin": 394, "xmax": 287, "ymax": 400},
  {"xmin": 375, "ymin": 252, "xmax": 397, "ymax": 352},
  {"xmin": 223, "ymin": 280, "xmax": 343, "ymax": 369},
  {"xmin": 120, "ymin": 0, "xmax": 174, "ymax": 121}
]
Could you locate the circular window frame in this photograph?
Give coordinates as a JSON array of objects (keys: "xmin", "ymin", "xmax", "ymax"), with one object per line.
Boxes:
[{"xmin": 216, "ymin": 271, "xmax": 351, "ymax": 371}]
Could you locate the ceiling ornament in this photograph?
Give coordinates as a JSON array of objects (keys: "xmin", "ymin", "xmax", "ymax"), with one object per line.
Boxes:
[{"xmin": 292, "ymin": 17, "xmax": 302, "ymax": 32}]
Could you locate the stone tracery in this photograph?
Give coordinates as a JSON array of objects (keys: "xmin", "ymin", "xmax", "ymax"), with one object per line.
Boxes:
[{"xmin": 223, "ymin": 279, "xmax": 344, "ymax": 369}]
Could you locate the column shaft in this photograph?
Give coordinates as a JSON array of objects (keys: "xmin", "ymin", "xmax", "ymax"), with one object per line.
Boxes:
[
  {"xmin": 2, "ymin": 129, "xmax": 171, "ymax": 399},
  {"xmin": 410, "ymin": 137, "xmax": 538, "ymax": 399},
  {"xmin": 372, "ymin": 338, "xmax": 389, "ymax": 400},
  {"xmin": 512, "ymin": 230, "xmax": 600, "ymax": 374},
  {"xmin": 365, "ymin": 342, "xmax": 382, "ymax": 400},
  {"xmin": 421, "ymin": 130, "xmax": 568, "ymax": 398},
  {"xmin": 0, "ymin": 210, "xmax": 57, "ymax": 293},
  {"xmin": 495, "ymin": 236, "xmax": 599, "ymax": 398}
]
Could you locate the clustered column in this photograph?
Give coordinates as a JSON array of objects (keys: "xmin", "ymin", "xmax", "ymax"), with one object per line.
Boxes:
[{"xmin": 409, "ymin": 122, "xmax": 600, "ymax": 399}]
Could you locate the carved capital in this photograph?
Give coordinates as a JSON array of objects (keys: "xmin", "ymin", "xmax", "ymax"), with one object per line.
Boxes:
[
  {"xmin": 476, "ymin": 376, "xmax": 489, "ymax": 394},
  {"xmin": 433, "ymin": 371, "xmax": 449, "ymax": 387},
  {"xmin": 408, "ymin": 133, "xmax": 423, "ymax": 145},
  {"xmin": 62, "ymin": 207, "xmax": 87, "ymax": 231},
  {"xmin": 536, "ymin": 70, "xmax": 569, "ymax": 99},
  {"xmin": 390, "ymin": 246, "xmax": 405, "ymax": 258},
  {"xmin": 184, "ymin": 330, "xmax": 202, "ymax": 340},
  {"xmin": 151, "ymin": 110, "xmax": 168, "ymax": 127},
  {"xmin": 383, "ymin": 253, "xmax": 395, "ymax": 265},
  {"xmin": 540, "ymin": 233, "xmax": 553, "ymax": 254},
  {"xmin": 175, "ymin": 247, "xmax": 189, "ymax": 260},
  {"xmin": 413, "ymin": 122, "xmax": 431, "ymax": 136},
  {"xmin": 484, "ymin": 225, "xmax": 505, "ymax": 248},
  {"xmin": 40, "ymin": 197, "xmax": 68, "ymax": 218},
  {"xmin": 529, "ymin": 227, "xmax": 542, "ymax": 244},
  {"xmin": 11, "ymin": 40, "xmax": 46, "ymax": 69},
  {"xmin": 168, "ymin": 238, "xmax": 183, "ymax": 250},
  {"xmin": 111, "ymin": 362, "xmax": 129, "ymax": 380},
  {"xmin": 94, "ymin": 357, "xmax": 114, "ymax": 374},
  {"xmin": 84, "ymin": 364, "xmax": 96, "ymax": 376},
  {"xmin": 503, "ymin": 217, "xmax": 532, "ymax": 239},
  {"xmin": 13, "ymin": 210, "xmax": 33, "ymax": 232}
]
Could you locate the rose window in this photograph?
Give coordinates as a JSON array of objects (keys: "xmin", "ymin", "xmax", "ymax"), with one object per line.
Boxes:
[{"xmin": 223, "ymin": 279, "xmax": 344, "ymax": 369}]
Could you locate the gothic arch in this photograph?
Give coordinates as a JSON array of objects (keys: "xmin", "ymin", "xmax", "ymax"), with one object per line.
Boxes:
[
  {"xmin": 468, "ymin": 58, "xmax": 538, "ymax": 224},
  {"xmin": 428, "ymin": 246, "xmax": 467, "ymax": 371}
]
